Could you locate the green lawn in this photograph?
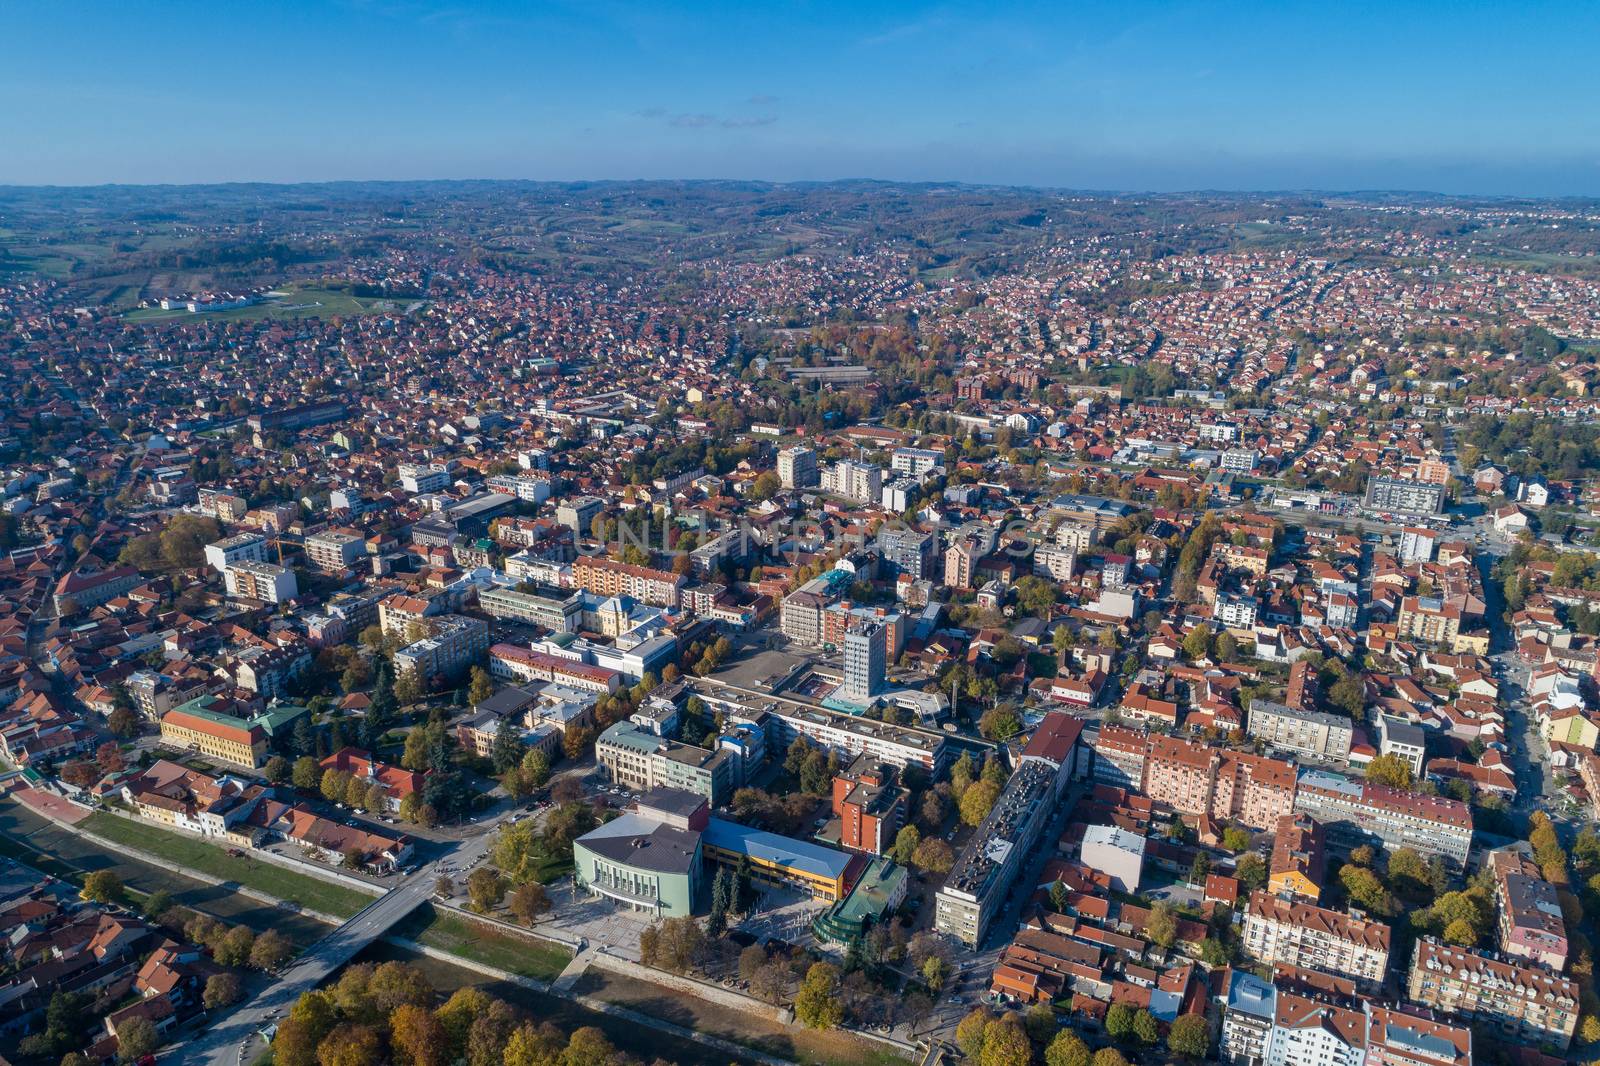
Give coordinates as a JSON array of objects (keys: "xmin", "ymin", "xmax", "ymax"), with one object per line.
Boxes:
[
  {"xmin": 80, "ymin": 813, "xmax": 372, "ymax": 918},
  {"xmin": 123, "ymin": 286, "xmax": 419, "ymax": 323},
  {"xmin": 397, "ymin": 904, "xmax": 571, "ymax": 982}
]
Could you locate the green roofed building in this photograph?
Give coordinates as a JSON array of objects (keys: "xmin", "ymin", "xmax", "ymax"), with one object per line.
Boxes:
[
  {"xmin": 572, "ymin": 787, "xmax": 707, "ymax": 917},
  {"xmin": 812, "ymin": 857, "xmax": 909, "ymax": 945}
]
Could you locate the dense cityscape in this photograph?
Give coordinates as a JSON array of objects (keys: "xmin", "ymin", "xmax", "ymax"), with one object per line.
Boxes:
[{"xmin": 1, "ymin": 180, "xmax": 1599, "ymax": 1066}]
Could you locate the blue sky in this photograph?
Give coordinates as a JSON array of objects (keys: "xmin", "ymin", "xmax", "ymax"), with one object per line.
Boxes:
[{"xmin": 5, "ymin": 0, "xmax": 1598, "ymax": 194}]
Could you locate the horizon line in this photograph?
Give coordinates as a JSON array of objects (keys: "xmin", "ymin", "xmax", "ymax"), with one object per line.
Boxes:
[{"xmin": 0, "ymin": 177, "xmax": 1597, "ymax": 204}]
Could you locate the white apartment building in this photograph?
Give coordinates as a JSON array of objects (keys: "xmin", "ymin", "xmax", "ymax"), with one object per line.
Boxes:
[{"xmin": 1242, "ymin": 891, "xmax": 1391, "ymax": 990}]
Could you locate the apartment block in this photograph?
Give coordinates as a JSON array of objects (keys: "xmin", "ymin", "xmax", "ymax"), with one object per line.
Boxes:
[
  {"xmin": 1269, "ymin": 813, "xmax": 1327, "ymax": 902},
  {"xmin": 595, "ymin": 720, "xmax": 736, "ymax": 807},
  {"xmin": 1407, "ymin": 938, "xmax": 1577, "ymax": 1050},
  {"xmin": 1489, "ymin": 848, "xmax": 1568, "ymax": 971},
  {"xmin": 223, "ymin": 560, "xmax": 298, "ymax": 604},
  {"xmin": 830, "ymin": 756, "xmax": 907, "ymax": 855},
  {"xmin": 393, "ymin": 614, "xmax": 489, "ymax": 683},
  {"xmin": 1294, "ymin": 769, "xmax": 1472, "ymax": 869},
  {"xmin": 304, "ymin": 530, "xmax": 365, "ymax": 572},
  {"xmin": 204, "ymin": 532, "xmax": 268, "ymax": 574},
  {"xmin": 477, "ymin": 585, "xmax": 581, "ymax": 632},
  {"xmin": 777, "ymin": 445, "xmax": 819, "ymax": 489},
  {"xmin": 1247, "ymin": 699, "xmax": 1354, "ymax": 761},
  {"xmin": 1242, "ymin": 890, "xmax": 1391, "ymax": 990},
  {"xmin": 1095, "ymin": 729, "xmax": 1296, "ymax": 830},
  {"xmin": 1365, "ymin": 475, "xmax": 1446, "ymax": 516},
  {"xmin": 573, "ymin": 556, "xmax": 684, "ymax": 608}
]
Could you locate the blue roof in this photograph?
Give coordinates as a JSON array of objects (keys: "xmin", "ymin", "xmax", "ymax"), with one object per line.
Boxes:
[
  {"xmin": 704, "ymin": 817, "xmax": 853, "ymax": 880},
  {"xmin": 1225, "ymin": 970, "xmax": 1275, "ymax": 1019}
]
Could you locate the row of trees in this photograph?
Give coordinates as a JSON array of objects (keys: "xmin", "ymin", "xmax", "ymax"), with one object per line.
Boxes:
[
  {"xmin": 956, "ymin": 1003, "xmax": 1211, "ymax": 1066},
  {"xmin": 272, "ymin": 960, "xmax": 661, "ymax": 1066}
]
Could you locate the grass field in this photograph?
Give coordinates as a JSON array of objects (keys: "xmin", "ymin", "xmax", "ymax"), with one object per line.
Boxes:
[
  {"xmin": 396, "ymin": 904, "xmax": 572, "ymax": 982},
  {"xmin": 575, "ymin": 968, "xmax": 913, "ymax": 1066},
  {"xmin": 0, "ymin": 800, "xmax": 334, "ymax": 944},
  {"xmin": 123, "ymin": 286, "xmax": 419, "ymax": 323},
  {"xmin": 80, "ymin": 812, "xmax": 372, "ymax": 919}
]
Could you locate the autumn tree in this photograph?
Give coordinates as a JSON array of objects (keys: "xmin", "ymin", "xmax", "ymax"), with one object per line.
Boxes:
[
  {"xmin": 913, "ymin": 837, "xmax": 956, "ymax": 874},
  {"xmin": 794, "ymin": 962, "xmax": 844, "ymax": 1029},
  {"xmin": 389, "ymin": 1003, "xmax": 448, "ymax": 1066},
  {"xmin": 960, "ymin": 778, "xmax": 1002, "ymax": 826},
  {"xmin": 467, "ymin": 867, "xmax": 505, "ymax": 912},
  {"xmin": 1365, "ymin": 753, "xmax": 1416, "ymax": 791},
  {"xmin": 1045, "ymin": 1032, "xmax": 1092, "ymax": 1066},
  {"xmin": 203, "ymin": 972, "xmax": 243, "ymax": 1009},
  {"xmin": 1146, "ymin": 902, "xmax": 1178, "ymax": 949},
  {"xmin": 509, "ymin": 881, "xmax": 550, "ymax": 925}
]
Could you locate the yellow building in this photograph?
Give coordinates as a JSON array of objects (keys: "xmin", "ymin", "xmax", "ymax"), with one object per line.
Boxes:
[
  {"xmin": 701, "ymin": 817, "xmax": 860, "ymax": 902},
  {"xmin": 160, "ymin": 706, "xmax": 268, "ymax": 768},
  {"xmin": 1268, "ymin": 813, "xmax": 1325, "ymax": 903},
  {"xmin": 1544, "ymin": 710, "xmax": 1600, "ymax": 751}
]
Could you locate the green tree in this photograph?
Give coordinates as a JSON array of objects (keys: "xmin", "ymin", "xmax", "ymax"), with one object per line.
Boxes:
[
  {"xmin": 1146, "ymin": 902, "xmax": 1178, "ymax": 949},
  {"xmin": 1222, "ymin": 827, "xmax": 1253, "ymax": 852},
  {"xmin": 1105, "ymin": 1003, "xmax": 1135, "ymax": 1042},
  {"xmin": 520, "ymin": 749, "xmax": 551, "ymax": 789},
  {"xmin": 890, "ymin": 824, "xmax": 922, "ymax": 866},
  {"xmin": 292, "ymin": 755, "xmax": 321, "ymax": 790},
  {"xmin": 1338, "ymin": 865, "xmax": 1396, "ymax": 917},
  {"xmin": 142, "ymin": 889, "xmax": 173, "ymax": 919},
  {"xmin": 1443, "ymin": 917, "xmax": 1479, "ymax": 946},
  {"xmin": 979, "ymin": 703, "xmax": 1024, "ymax": 741},
  {"xmin": 921, "ymin": 955, "xmax": 951, "ymax": 993},
  {"xmin": 491, "ymin": 713, "xmax": 523, "ymax": 774},
  {"xmin": 1131, "ymin": 1009, "xmax": 1159, "ymax": 1045},
  {"xmin": 1092, "ymin": 1051, "xmax": 1128, "ymax": 1066},
  {"xmin": 1167, "ymin": 1014, "xmax": 1210, "ymax": 1059},
  {"xmin": 116, "ymin": 1017, "xmax": 160, "ymax": 1063},
  {"xmin": 1234, "ymin": 853, "xmax": 1267, "ymax": 892},
  {"xmin": 1183, "ymin": 624, "xmax": 1213, "ymax": 661}
]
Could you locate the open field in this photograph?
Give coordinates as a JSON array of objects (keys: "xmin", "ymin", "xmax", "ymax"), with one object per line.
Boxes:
[
  {"xmin": 573, "ymin": 968, "xmax": 913, "ymax": 1066},
  {"xmin": 0, "ymin": 799, "xmax": 334, "ymax": 944},
  {"xmin": 79, "ymin": 810, "xmax": 372, "ymax": 918},
  {"xmin": 123, "ymin": 286, "xmax": 416, "ymax": 322}
]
